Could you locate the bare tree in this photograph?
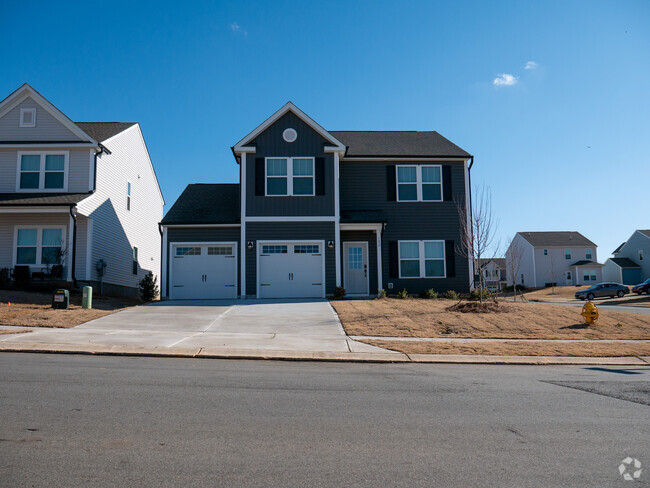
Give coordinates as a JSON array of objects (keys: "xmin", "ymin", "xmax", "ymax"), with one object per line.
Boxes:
[
  {"xmin": 505, "ymin": 236, "xmax": 525, "ymax": 302},
  {"xmin": 456, "ymin": 184, "xmax": 498, "ymax": 304}
]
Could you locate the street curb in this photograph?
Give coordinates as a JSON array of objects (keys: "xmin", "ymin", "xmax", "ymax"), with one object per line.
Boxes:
[{"xmin": 0, "ymin": 342, "xmax": 648, "ymax": 365}]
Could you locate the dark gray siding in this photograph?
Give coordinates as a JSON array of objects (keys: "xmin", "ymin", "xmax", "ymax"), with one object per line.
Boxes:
[
  {"xmin": 166, "ymin": 227, "xmax": 241, "ymax": 296},
  {"xmin": 245, "ymin": 222, "xmax": 335, "ymax": 296},
  {"xmin": 341, "ymin": 230, "xmax": 378, "ymax": 296},
  {"xmin": 246, "ymin": 112, "xmax": 335, "ymax": 216},
  {"xmin": 340, "ymin": 160, "xmax": 470, "ymax": 293}
]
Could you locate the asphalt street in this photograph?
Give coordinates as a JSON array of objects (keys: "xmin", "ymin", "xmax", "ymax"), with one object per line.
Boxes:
[{"xmin": 0, "ymin": 354, "xmax": 648, "ymax": 487}]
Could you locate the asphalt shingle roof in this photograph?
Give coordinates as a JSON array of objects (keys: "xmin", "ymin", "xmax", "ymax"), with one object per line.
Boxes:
[
  {"xmin": 613, "ymin": 242, "xmax": 626, "ymax": 254},
  {"xmin": 479, "ymin": 258, "xmax": 506, "ymax": 269},
  {"xmin": 0, "ymin": 193, "xmax": 91, "ymax": 206},
  {"xmin": 570, "ymin": 260, "xmax": 603, "ymax": 267},
  {"xmin": 161, "ymin": 184, "xmax": 240, "ymax": 225},
  {"xmin": 518, "ymin": 231, "xmax": 596, "ymax": 248},
  {"xmin": 639, "ymin": 230, "xmax": 650, "ymax": 238},
  {"xmin": 75, "ymin": 122, "xmax": 137, "ymax": 142},
  {"xmin": 330, "ymin": 131, "xmax": 471, "ymax": 158},
  {"xmin": 609, "ymin": 257, "xmax": 641, "ymax": 268}
]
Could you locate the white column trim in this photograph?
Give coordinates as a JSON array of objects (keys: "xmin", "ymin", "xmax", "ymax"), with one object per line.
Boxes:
[
  {"xmin": 67, "ymin": 214, "xmax": 74, "ymax": 281},
  {"xmin": 376, "ymin": 229, "xmax": 382, "ymax": 296},
  {"xmin": 240, "ymin": 153, "xmax": 247, "ymax": 298},
  {"xmin": 334, "ymin": 152, "xmax": 341, "ymax": 287},
  {"xmin": 161, "ymin": 226, "xmax": 168, "ymax": 298}
]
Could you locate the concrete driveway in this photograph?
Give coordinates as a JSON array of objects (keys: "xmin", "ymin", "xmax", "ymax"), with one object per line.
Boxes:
[{"xmin": 1, "ymin": 299, "xmax": 392, "ymax": 356}]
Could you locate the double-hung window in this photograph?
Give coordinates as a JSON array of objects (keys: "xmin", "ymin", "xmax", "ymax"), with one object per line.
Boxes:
[
  {"xmin": 565, "ymin": 249, "xmax": 572, "ymax": 260},
  {"xmin": 266, "ymin": 157, "xmax": 314, "ymax": 196},
  {"xmin": 396, "ymin": 165, "xmax": 442, "ymax": 202},
  {"xmin": 399, "ymin": 240, "xmax": 446, "ymax": 278},
  {"xmin": 585, "ymin": 248, "xmax": 592, "ymax": 260},
  {"xmin": 17, "ymin": 152, "xmax": 67, "ymax": 191},
  {"xmin": 15, "ymin": 227, "xmax": 64, "ymax": 266}
]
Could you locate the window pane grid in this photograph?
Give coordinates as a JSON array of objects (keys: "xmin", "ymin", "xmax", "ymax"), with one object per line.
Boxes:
[
  {"xmin": 396, "ymin": 165, "xmax": 443, "ymax": 202},
  {"xmin": 262, "ymin": 245, "xmax": 287, "ymax": 254},
  {"xmin": 294, "ymin": 245, "xmax": 319, "ymax": 254},
  {"xmin": 266, "ymin": 158, "xmax": 313, "ymax": 196},
  {"xmin": 19, "ymin": 153, "xmax": 66, "ymax": 190},
  {"xmin": 176, "ymin": 247, "xmax": 201, "ymax": 256},
  {"xmin": 208, "ymin": 246, "xmax": 233, "ymax": 255}
]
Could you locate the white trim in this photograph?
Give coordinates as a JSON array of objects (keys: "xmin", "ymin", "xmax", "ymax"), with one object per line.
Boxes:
[
  {"xmin": 397, "ymin": 240, "xmax": 446, "ymax": 279},
  {"xmin": 0, "ymin": 207, "xmax": 71, "ymax": 213},
  {"xmin": 233, "ymin": 102, "xmax": 346, "ymax": 150},
  {"xmin": 162, "ymin": 224, "xmax": 241, "ymax": 228},
  {"xmin": 340, "ymin": 223, "xmax": 383, "ymax": 231},
  {"xmin": 0, "ymin": 84, "xmax": 98, "ymax": 145},
  {"xmin": 161, "ymin": 227, "xmax": 168, "ymax": 298},
  {"xmin": 343, "ymin": 241, "xmax": 370, "ymax": 296},
  {"xmin": 376, "ymin": 229, "xmax": 382, "ymax": 295},
  {"xmin": 16, "ymin": 151, "xmax": 69, "ymax": 192},
  {"xmin": 233, "ymin": 146, "xmax": 257, "ymax": 154},
  {"xmin": 264, "ymin": 157, "xmax": 315, "ymax": 197},
  {"xmin": 67, "ymin": 215, "xmax": 74, "ymax": 281},
  {"xmin": 20, "ymin": 108, "xmax": 36, "ymax": 127},
  {"xmin": 395, "ymin": 164, "xmax": 443, "ymax": 202},
  {"xmin": 169, "ymin": 242, "xmax": 238, "ymax": 300},
  {"xmin": 240, "ymin": 153, "xmax": 247, "ymax": 297},
  {"xmin": 12, "ymin": 225, "xmax": 67, "ymax": 279},
  {"xmin": 342, "ymin": 157, "xmax": 470, "ymax": 162},
  {"xmin": 245, "ymin": 216, "xmax": 337, "ymax": 222},
  {"xmin": 88, "ymin": 149, "xmax": 94, "ymax": 190},
  {"xmin": 464, "ymin": 160, "xmax": 473, "ymax": 289},
  {"xmin": 85, "ymin": 218, "xmax": 93, "ymax": 281},
  {"xmin": 0, "ymin": 143, "xmax": 99, "ymax": 148},
  {"xmin": 334, "ymin": 152, "xmax": 341, "ymax": 287},
  {"xmin": 256, "ymin": 239, "xmax": 326, "ymax": 299}
]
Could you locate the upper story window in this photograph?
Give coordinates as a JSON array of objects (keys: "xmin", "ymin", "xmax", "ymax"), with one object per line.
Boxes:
[
  {"xmin": 17, "ymin": 152, "xmax": 67, "ymax": 191},
  {"xmin": 20, "ymin": 108, "xmax": 36, "ymax": 127},
  {"xmin": 398, "ymin": 240, "xmax": 446, "ymax": 278},
  {"xmin": 266, "ymin": 157, "xmax": 314, "ymax": 196},
  {"xmin": 127, "ymin": 181, "xmax": 132, "ymax": 211},
  {"xmin": 565, "ymin": 249, "xmax": 571, "ymax": 260},
  {"xmin": 543, "ymin": 249, "xmax": 548, "ymax": 255},
  {"xmin": 585, "ymin": 248, "xmax": 592, "ymax": 260},
  {"xmin": 396, "ymin": 165, "xmax": 442, "ymax": 202}
]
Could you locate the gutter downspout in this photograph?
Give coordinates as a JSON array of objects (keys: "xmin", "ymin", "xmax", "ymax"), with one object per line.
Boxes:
[{"xmin": 69, "ymin": 205, "xmax": 78, "ymax": 288}]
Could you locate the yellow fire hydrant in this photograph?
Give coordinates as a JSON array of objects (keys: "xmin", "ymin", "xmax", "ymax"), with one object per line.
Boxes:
[{"xmin": 581, "ymin": 300, "xmax": 599, "ymax": 325}]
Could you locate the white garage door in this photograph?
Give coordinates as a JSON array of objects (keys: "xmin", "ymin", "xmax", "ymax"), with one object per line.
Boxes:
[
  {"xmin": 258, "ymin": 242, "xmax": 324, "ymax": 298},
  {"xmin": 171, "ymin": 243, "xmax": 237, "ymax": 299}
]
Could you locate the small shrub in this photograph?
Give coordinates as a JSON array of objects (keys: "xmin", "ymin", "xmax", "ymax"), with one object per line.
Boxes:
[
  {"xmin": 503, "ymin": 284, "xmax": 526, "ymax": 292},
  {"xmin": 333, "ymin": 286, "xmax": 346, "ymax": 298},
  {"xmin": 377, "ymin": 288, "xmax": 387, "ymax": 299},
  {"xmin": 419, "ymin": 288, "xmax": 438, "ymax": 299},
  {"xmin": 442, "ymin": 290, "xmax": 459, "ymax": 300},
  {"xmin": 0, "ymin": 268, "xmax": 10, "ymax": 289},
  {"xmin": 396, "ymin": 288, "xmax": 409, "ymax": 299},
  {"xmin": 469, "ymin": 288, "xmax": 492, "ymax": 301},
  {"xmin": 139, "ymin": 272, "xmax": 159, "ymax": 302}
]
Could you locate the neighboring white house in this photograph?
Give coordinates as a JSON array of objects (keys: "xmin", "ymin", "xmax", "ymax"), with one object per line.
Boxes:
[
  {"xmin": 505, "ymin": 231, "xmax": 603, "ymax": 288},
  {"xmin": 478, "ymin": 258, "xmax": 507, "ymax": 292},
  {"xmin": 602, "ymin": 230, "xmax": 650, "ymax": 284},
  {"xmin": 0, "ymin": 83, "xmax": 164, "ymax": 297}
]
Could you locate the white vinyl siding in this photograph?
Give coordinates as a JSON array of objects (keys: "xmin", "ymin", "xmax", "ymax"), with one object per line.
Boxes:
[
  {"xmin": 16, "ymin": 151, "xmax": 68, "ymax": 191},
  {"xmin": 0, "ymin": 96, "xmax": 83, "ymax": 142}
]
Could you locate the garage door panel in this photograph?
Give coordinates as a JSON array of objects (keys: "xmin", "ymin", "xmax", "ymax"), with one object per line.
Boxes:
[
  {"xmin": 258, "ymin": 242, "xmax": 324, "ymax": 298},
  {"xmin": 171, "ymin": 244, "xmax": 237, "ymax": 299}
]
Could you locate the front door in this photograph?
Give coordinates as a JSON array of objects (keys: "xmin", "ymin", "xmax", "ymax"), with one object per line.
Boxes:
[{"xmin": 343, "ymin": 242, "xmax": 369, "ymax": 295}]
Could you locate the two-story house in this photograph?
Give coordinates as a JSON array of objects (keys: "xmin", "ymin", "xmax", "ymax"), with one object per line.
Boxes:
[
  {"xmin": 506, "ymin": 231, "xmax": 603, "ymax": 288},
  {"xmin": 478, "ymin": 258, "xmax": 507, "ymax": 292},
  {"xmin": 160, "ymin": 102, "xmax": 473, "ymax": 299},
  {"xmin": 602, "ymin": 230, "xmax": 650, "ymax": 284},
  {"xmin": 0, "ymin": 84, "xmax": 164, "ymax": 297}
]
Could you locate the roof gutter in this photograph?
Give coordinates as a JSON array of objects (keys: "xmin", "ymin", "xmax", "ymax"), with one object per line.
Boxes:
[{"xmin": 92, "ymin": 143, "xmax": 109, "ymax": 192}]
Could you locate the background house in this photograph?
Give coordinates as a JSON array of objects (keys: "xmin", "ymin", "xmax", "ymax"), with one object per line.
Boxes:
[
  {"xmin": 477, "ymin": 258, "xmax": 506, "ymax": 292},
  {"xmin": 602, "ymin": 230, "xmax": 650, "ymax": 284},
  {"xmin": 0, "ymin": 84, "xmax": 164, "ymax": 297},
  {"xmin": 506, "ymin": 231, "xmax": 602, "ymax": 288}
]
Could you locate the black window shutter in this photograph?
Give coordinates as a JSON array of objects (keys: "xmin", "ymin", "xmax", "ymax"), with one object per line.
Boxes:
[
  {"xmin": 255, "ymin": 158, "xmax": 264, "ymax": 196},
  {"xmin": 386, "ymin": 165, "xmax": 396, "ymax": 201},
  {"xmin": 315, "ymin": 157, "xmax": 325, "ymax": 195},
  {"xmin": 388, "ymin": 241, "xmax": 399, "ymax": 278},
  {"xmin": 445, "ymin": 240, "xmax": 456, "ymax": 277},
  {"xmin": 442, "ymin": 165, "xmax": 452, "ymax": 201}
]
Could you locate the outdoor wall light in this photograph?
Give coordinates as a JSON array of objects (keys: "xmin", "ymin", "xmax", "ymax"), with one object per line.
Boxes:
[
  {"xmin": 247, "ymin": 241, "xmax": 254, "ymax": 250},
  {"xmin": 327, "ymin": 241, "xmax": 334, "ymax": 249}
]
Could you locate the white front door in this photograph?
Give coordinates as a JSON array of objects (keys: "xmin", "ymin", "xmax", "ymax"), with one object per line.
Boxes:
[
  {"xmin": 171, "ymin": 243, "xmax": 237, "ymax": 299},
  {"xmin": 258, "ymin": 242, "xmax": 324, "ymax": 298},
  {"xmin": 343, "ymin": 242, "xmax": 369, "ymax": 295}
]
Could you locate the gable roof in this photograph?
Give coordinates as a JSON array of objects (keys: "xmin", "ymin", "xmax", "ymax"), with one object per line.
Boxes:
[
  {"xmin": 161, "ymin": 184, "xmax": 239, "ymax": 225},
  {"xmin": 638, "ymin": 230, "xmax": 650, "ymax": 238},
  {"xmin": 233, "ymin": 102, "xmax": 346, "ymax": 152},
  {"xmin": 570, "ymin": 260, "xmax": 604, "ymax": 267},
  {"xmin": 479, "ymin": 258, "xmax": 506, "ymax": 269},
  {"xmin": 75, "ymin": 122, "xmax": 137, "ymax": 143},
  {"xmin": 613, "ymin": 242, "xmax": 626, "ymax": 254},
  {"xmin": 331, "ymin": 131, "xmax": 471, "ymax": 158},
  {"xmin": 518, "ymin": 231, "xmax": 596, "ymax": 248},
  {"xmin": 609, "ymin": 257, "xmax": 641, "ymax": 268}
]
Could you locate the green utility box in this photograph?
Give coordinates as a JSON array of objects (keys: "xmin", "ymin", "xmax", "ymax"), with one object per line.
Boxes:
[
  {"xmin": 52, "ymin": 289, "xmax": 69, "ymax": 309},
  {"xmin": 82, "ymin": 286, "xmax": 93, "ymax": 309}
]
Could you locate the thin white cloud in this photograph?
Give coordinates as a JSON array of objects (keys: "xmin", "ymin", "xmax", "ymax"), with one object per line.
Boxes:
[
  {"xmin": 230, "ymin": 22, "xmax": 247, "ymax": 36},
  {"xmin": 524, "ymin": 61, "xmax": 538, "ymax": 70},
  {"xmin": 493, "ymin": 73, "xmax": 518, "ymax": 86}
]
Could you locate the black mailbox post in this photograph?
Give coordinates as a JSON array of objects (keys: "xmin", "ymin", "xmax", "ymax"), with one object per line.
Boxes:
[{"xmin": 52, "ymin": 289, "xmax": 69, "ymax": 309}]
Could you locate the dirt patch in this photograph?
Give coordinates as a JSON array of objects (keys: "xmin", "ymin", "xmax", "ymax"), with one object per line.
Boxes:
[
  {"xmin": 447, "ymin": 301, "xmax": 510, "ymax": 313},
  {"xmin": 331, "ymin": 298, "xmax": 650, "ymax": 340},
  {"xmin": 363, "ymin": 339, "xmax": 650, "ymax": 357},
  {"xmin": 0, "ymin": 290, "xmax": 139, "ymax": 328}
]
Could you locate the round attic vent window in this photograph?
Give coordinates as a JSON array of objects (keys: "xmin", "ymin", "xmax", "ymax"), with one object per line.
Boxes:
[{"xmin": 283, "ymin": 128, "xmax": 297, "ymax": 143}]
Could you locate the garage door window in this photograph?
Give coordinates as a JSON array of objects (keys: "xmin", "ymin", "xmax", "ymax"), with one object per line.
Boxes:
[
  {"xmin": 208, "ymin": 246, "xmax": 233, "ymax": 255},
  {"xmin": 176, "ymin": 247, "xmax": 201, "ymax": 256},
  {"xmin": 294, "ymin": 245, "xmax": 319, "ymax": 254},
  {"xmin": 262, "ymin": 245, "xmax": 287, "ymax": 254}
]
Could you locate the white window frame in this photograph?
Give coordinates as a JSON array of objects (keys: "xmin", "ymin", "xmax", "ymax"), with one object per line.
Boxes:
[
  {"xmin": 265, "ymin": 157, "xmax": 315, "ymax": 197},
  {"xmin": 127, "ymin": 181, "xmax": 132, "ymax": 211},
  {"xmin": 16, "ymin": 151, "xmax": 69, "ymax": 192},
  {"xmin": 585, "ymin": 248, "xmax": 592, "ymax": 260},
  {"xmin": 396, "ymin": 164, "xmax": 443, "ymax": 202},
  {"xmin": 13, "ymin": 225, "xmax": 66, "ymax": 268},
  {"xmin": 20, "ymin": 108, "xmax": 36, "ymax": 128},
  {"xmin": 564, "ymin": 248, "xmax": 571, "ymax": 260},
  {"xmin": 398, "ymin": 240, "xmax": 446, "ymax": 279}
]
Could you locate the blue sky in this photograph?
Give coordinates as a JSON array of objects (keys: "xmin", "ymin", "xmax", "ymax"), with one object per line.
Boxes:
[{"xmin": 2, "ymin": 0, "xmax": 648, "ymax": 257}]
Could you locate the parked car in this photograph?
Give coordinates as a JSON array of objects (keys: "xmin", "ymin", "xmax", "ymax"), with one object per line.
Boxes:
[
  {"xmin": 632, "ymin": 278, "xmax": 650, "ymax": 295},
  {"xmin": 575, "ymin": 282, "xmax": 630, "ymax": 300}
]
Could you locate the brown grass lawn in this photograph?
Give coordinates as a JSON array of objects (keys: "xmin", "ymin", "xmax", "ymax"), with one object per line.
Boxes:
[
  {"xmin": 331, "ymin": 298, "xmax": 650, "ymax": 340},
  {"xmin": 0, "ymin": 329, "xmax": 31, "ymax": 335},
  {"xmin": 0, "ymin": 289, "xmax": 139, "ymax": 328},
  {"xmin": 363, "ymin": 339, "xmax": 650, "ymax": 357},
  {"xmin": 516, "ymin": 286, "xmax": 588, "ymax": 301}
]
